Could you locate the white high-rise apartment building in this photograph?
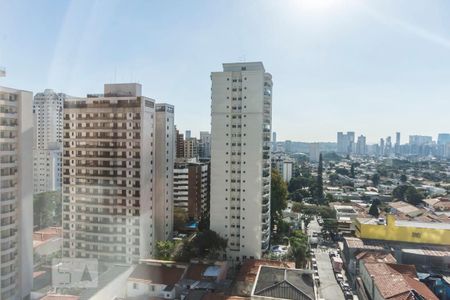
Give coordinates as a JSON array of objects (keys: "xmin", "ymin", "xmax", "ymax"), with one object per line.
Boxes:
[
  {"xmin": 62, "ymin": 83, "xmax": 155, "ymax": 264},
  {"xmin": 0, "ymin": 77, "xmax": 33, "ymax": 299},
  {"xmin": 33, "ymin": 89, "xmax": 66, "ymax": 193},
  {"xmin": 210, "ymin": 62, "xmax": 272, "ymax": 260},
  {"xmin": 154, "ymin": 103, "xmax": 175, "ymax": 242}
]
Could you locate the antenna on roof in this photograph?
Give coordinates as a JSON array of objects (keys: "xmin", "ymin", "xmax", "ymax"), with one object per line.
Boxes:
[{"xmin": 238, "ymin": 55, "xmax": 246, "ymax": 62}]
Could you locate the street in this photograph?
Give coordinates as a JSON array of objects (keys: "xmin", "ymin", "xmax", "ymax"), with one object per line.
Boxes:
[{"xmin": 309, "ymin": 217, "xmax": 345, "ymax": 300}]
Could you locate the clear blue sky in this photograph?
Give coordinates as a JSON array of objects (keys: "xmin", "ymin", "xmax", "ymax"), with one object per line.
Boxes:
[{"xmin": 1, "ymin": 0, "xmax": 450, "ymax": 143}]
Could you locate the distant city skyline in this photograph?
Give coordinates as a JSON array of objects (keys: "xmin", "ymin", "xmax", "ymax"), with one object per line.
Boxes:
[{"xmin": 1, "ymin": 0, "xmax": 450, "ymax": 142}]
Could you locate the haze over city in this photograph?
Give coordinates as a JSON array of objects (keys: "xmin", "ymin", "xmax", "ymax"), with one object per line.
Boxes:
[{"xmin": 1, "ymin": 0, "xmax": 450, "ymax": 142}]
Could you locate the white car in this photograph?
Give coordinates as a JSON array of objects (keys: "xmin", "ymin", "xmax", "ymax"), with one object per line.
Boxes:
[{"xmin": 336, "ymin": 273, "xmax": 344, "ymax": 281}]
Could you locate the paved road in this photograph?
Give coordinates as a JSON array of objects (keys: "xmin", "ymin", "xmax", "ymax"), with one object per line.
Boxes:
[
  {"xmin": 314, "ymin": 248, "xmax": 345, "ymax": 300},
  {"xmin": 309, "ymin": 217, "xmax": 345, "ymax": 300}
]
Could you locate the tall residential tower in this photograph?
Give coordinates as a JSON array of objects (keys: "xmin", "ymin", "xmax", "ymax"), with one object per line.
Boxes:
[
  {"xmin": 210, "ymin": 62, "xmax": 272, "ymax": 260},
  {"xmin": 33, "ymin": 89, "xmax": 66, "ymax": 193},
  {"xmin": 62, "ymin": 83, "xmax": 156, "ymax": 264},
  {"xmin": 154, "ymin": 103, "xmax": 175, "ymax": 242},
  {"xmin": 0, "ymin": 77, "xmax": 33, "ymax": 299}
]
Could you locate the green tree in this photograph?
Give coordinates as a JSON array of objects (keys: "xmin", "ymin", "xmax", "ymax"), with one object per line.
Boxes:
[
  {"xmin": 405, "ymin": 186, "xmax": 424, "ymax": 205},
  {"xmin": 288, "ymin": 176, "xmax": 313, "ymax": 193},
  {"xmin": 301, "ymin": 214, "xmax": 313, "ymax": 231},
  {"xmin": 369, "ymin": 199, "xmax": 380, "ymax": 217},
  {"xmin": 400, "ymin": 174, "xmax": 407, "ymax": 183},
  {"xmin": 175, "ymin": 230, "xmax": 227, "ymax": 262},
  {"xmin": 288, "ymin": 230, "xmax": 309, "ymax": 268},
  {"xmin": 271, "ymin": 169, "xmax": 288, "ymax": 231},
  {"xmin": 34, "ymin": 191, "xmax": 62, "ymax": 230},
  {"xmin": 198, "ymin": 211, "xmax": 210, "ymax": 231},
  {"xmin": 336, "ymin": 168, "xmax": 350, "ymax": 176},
  {"xmin": 372, "ymin": 173, "xmax": 380, "ymax": 186},
  {"xmin": 291, "ymin": 190, "xmax": 304, "ymax": 202},
  {"xmin": 392, "ymin": 185, "xmax": 409, "ymax": 200},
  {"xmin": 392, "ymin": 185, "xmax": 423, "ymax": 205},
  {"xmin": 313, "ymin": 153, "xmax": 324, "ymax": 204},
  {"xmin": 155, "ymin": 241, "xmax": 176, "ymax": 260},
  {"xmin": 325, "ymin": 193, "xmax": 334, "ymax": 203}
]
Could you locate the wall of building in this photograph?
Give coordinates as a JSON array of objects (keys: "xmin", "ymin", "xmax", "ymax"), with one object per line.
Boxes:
[
  {"xmin": 355, "ymin": 215, "xmax": 450, "ymax": 246},
  {"xmin": 210, "ymin": 62, "xmax": 272, "ymax": 260},
  {"xmin": 154, "ymin": 104, "xmax": 175, "ymax": 242}
]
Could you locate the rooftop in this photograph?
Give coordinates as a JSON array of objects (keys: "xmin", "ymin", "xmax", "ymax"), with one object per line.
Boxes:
[
  {"xmin": 232, "ymin": 259, "xmax": 295, "ymax": 297},
  {"xmin": 222, "ymin": 62, "xmax": 265, "ymax": 72},
  {"xmin": 363, "ymin": 262, "xmax": 438, "ymax": 300},
  {"xmin": 252, "ymin": 266, "xmax": 315, "ymax": 300},
  {"xmin": 128, "ymin": 264, "xmax": 186, "ymax": 286},
  {"xmin": 355, "ymin": 250, "xmax": 397, "ymax": 264},
  {"xmin": 389, "ymin": 201, "xmax": 422, "ymax": 217}
]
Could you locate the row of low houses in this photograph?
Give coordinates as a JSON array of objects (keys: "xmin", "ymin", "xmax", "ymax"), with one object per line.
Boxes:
[{"xmin": 40, "ymin": 259, "xmax": 317, "ymax": 300}]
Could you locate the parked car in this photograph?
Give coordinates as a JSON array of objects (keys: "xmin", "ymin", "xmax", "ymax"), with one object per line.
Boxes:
[
  {"xmin": 312, "ymin": 263, "xmax": 318, "ymax": 270},
  {"xmin": 344, "ymin": 291, "xmax": 353, "ymax": 299},
  {"xmin": 336, "ymin": 273, "xmax": 344, "ymax": 281},
  {"xmin": 314, "ymin": 276, "xmax": 320, "ymax": 286},
  {"xmin": 340, "ymin": 281, "xmax": 350, "ymax": 291}
]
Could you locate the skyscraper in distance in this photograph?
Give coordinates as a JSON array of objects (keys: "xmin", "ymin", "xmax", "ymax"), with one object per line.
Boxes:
[
  {"xmin": 438, "ymin": 133, "xmax": 450, "ymax": 145},
  {"xmin": 199, "ymin": 131, "xmax": 211, "ymax": 159},
  {"xmin": 210, "ymin": 62, "xmax": 272, "ymax": 260},
  {"xmin": 356, "ymin": 135, "xmax": 367, "ymax": 156},
  {"xmin": 395, "ymin": 132, "xmax": 401, "ymax": 155}
]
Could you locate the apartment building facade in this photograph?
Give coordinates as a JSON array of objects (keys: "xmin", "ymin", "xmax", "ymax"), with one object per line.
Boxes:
[
  {"xmin": 0, "ymin": 81, "xmax": 33, "ymax": 299},
  {"xmin": 210, "ymin": 62, "xmax": 272, "ymax": 260},
  {"xmin": 154, "ymin": 103, "xmax": 175, "ymax": 242},
  {"xmin": 33, "ymin": 89, "xmax": 65, "ymax": 193},
  {"xmin": 62, "ymin": 83, "xmax": 155, "ymax": 264},
  {"xmin": 173, "ymin": 160, "xmax": 210, "ymax": 221}
]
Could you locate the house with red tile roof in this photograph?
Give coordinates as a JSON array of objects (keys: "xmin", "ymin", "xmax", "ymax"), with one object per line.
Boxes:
[{"xmin": 356, "ymin": 261, "xmax": 438, "ymax": 300}]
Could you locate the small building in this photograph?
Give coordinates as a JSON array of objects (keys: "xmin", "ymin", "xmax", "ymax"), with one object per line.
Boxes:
[
  {"xmin": 127, "ymin": 263, "xmax": 187, "ymax": 299},
  {"xmin": 419, "ymin": 274, "xmax": 450, "ymax": 300},
  {"xmin": 231, "ymin": 259, "xmax": 295, "ymax": 297},
  {"xmin": 388, "ymin": 201, "xmax": 422, "ymax": 218},
  {"xmin": 356, "ymin": 262, "xmax": 438, "ymax": 300},
  {"xmin": 251, "ymin": 266, "xmax": 316, "ymax": 300},
  {"xmin": 333, "ymin": 205, "xmax": 358, "ymax": 234},
  {"xmin": 355, "ymin": 214, "xmax": 450, "ymax": 246}
]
